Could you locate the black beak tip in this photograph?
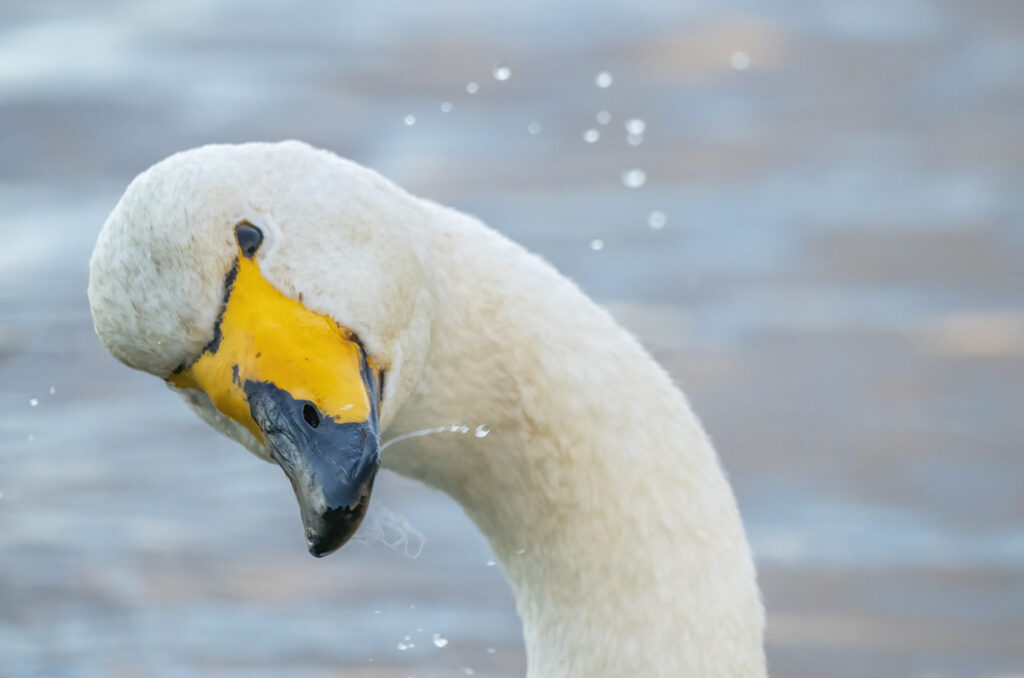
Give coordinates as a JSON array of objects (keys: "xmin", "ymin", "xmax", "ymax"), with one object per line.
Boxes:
[
  {"xmin": 305, "ymin": 526, "xmax": 333, "ymax": 558},
  {"xmin": 308, "ymin": 543, "xmax": 332, "ymax": 559},
  {"xmin": 303, "ymin": 491, "xmax": 373, "ymax": 558}
]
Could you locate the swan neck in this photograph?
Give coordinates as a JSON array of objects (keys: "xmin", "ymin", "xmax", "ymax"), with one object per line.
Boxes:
[{"xmin": 388, "ymin": 207, "xmax": 768, "ymax": 677}]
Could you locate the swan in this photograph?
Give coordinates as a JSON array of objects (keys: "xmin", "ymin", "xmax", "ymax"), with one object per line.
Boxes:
[{"xmin": 88, "ymin": 140, "xmax": 767, "ymax": 677}]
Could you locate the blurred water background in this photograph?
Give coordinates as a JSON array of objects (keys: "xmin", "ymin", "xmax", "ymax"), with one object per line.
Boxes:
[{"xmin": 1, "ymin": 1, "xmax": 1022, "ymax": 676}]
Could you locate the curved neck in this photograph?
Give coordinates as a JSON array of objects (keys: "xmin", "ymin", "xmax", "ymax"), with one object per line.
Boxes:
[{"xmin": 383, "ymin": 205, "xmax": 767, "ymax": 677}]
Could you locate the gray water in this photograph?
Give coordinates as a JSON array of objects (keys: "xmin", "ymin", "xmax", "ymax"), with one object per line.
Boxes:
[{"xmin": 1, "ymin": 1, "xmax": 1022, "ymax": 676}]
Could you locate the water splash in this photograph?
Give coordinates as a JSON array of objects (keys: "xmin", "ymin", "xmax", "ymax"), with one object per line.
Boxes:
[
  {"xmin": 355, "ymin": 504, "xmax": 426, "ymax": 558},
  {"xmin": 432, "ymin": 633, "xmax": 449, "ymax": 648},
  {"xmin": 625, "ymin": 118, "xmax": 646, "ymax": 146},
  {"xmin": 382, "ymin": 423, "xmax": 491, "ymax": 451},
  {"xmin": 648, "ymin": 211, "xmax": 667, "ymax": 229},
  {"xmin": 625, "ymin": 118, "xmax": 646, "ymax": 135},
  {"xmin": 492, "ymin": 63, "xmax": 511, "ymax": 81},
  {"xmin": 621, "ymin": 169, "xmax": 646, "ymax": 188},
  {"xmin": 382, "ymin": 425, "xmax": 449, "ymax": 450},
  {"xmin": 366, "ymin": 425, "xmax": 492, "ymax": 557}
]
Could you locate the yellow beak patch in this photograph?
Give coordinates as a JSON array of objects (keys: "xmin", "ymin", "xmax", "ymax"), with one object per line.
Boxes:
[{"xmin": 169, "ymin": 249, "xmax": 376, "ymax": 443}]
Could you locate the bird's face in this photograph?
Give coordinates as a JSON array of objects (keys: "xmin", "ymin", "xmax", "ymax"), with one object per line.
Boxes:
[
  {"xmin": 168, "ymin": 221, "xmax": 383, "ymax": 556},
  {"xmin": 89, "ymin": 141, "xmax": 434, "ymax": 557}
]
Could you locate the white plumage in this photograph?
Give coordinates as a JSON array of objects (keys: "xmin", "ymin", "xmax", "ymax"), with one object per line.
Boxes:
[{"xmin": 88, "ymin": 140, "xmax": 767, "ymax": 677}]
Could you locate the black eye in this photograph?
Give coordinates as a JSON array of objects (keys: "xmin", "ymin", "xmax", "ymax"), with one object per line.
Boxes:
[
  {"xmin": 302, "ymin": 403, "xmax": 320, "ymax": 429},
  {"xmin": 235, "ymin": 222, "xmax": 263, "ymax": 258}
]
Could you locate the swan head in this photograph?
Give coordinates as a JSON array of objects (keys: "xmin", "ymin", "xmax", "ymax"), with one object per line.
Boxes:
[{"xmin": 88, "ymin": 141, "xmax": 434, "ymax": 556}]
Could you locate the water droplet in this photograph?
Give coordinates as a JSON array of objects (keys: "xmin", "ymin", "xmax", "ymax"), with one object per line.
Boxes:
[
  {"xmin": 449, "ymin": 424, "xmax": 461, "ymax": 432},
  {"xmin": 627, "ymin": 133, "xmax": 644, "ymax": 146},
  {"xmin": 474, "ymin": 425, "xmax": 490, "ymax": 438},
  {"xmin": 441, "ymin": 101, "xmax": 453, "ymax": 113},
  {"xmin": 466, "ymin": 81, "xmax": 479, "ymax": 94},
  {"xmin": 583, "ymin": 129, "xmax": 600, "ymax": 143},
  {"xmin": 27, "ymin": 434, "xmax": 34, "ymax": 442},
  {"xmin": 462, "ymin": 668, "xmax": 475, "ymax": 675},
  {"xmin": 621, "ymin": 169, "xmax": 647, "ymax": 188},
  {"xmin": 492, "ymin": 63, "xmax": 511, "ymax": 81},
  {"xmin": 416, "ymin": 627, "xmax": 424, "ymax": 633},
  {"xmin": 486, "ymin": 647, "xmax": 496, "ymax": 654},
  {"xmin": 48, "ymin": 386, "xmax": 56, "ymax": 395},
  {"xmin": 527, "ymin": 121, "xmax": 540, "ymax": 135},
  {"xmin": 458, "ymin": 425, "xmax": 470, "ymax": 434},
  {"xmin": 648, "ymin": 211, "xmax": 668, "ymax": 229},
  {"xmin": 432, "ymin": 633, "xmax": 449, "ymax": 648},
  {"xmin": 404, "ymin": 635, "xmax": 412, "ymax": 641},
  {"xmin": 0, "ymin": 491, "xmax": 4, "ymax": 500},
  {"xmin": 595, "ymin": 71, "xmax": 613, "ymax": 88},
  {"xmin": 590, "ymin": 238, "xmax": 604, "ymax": 251},
  {"xmin": 515, "ymin": 548, "xmax": 526, "ymax": 555},
  {"xmin": 374, "ymin": 609, "xmax": 381, "ymax": 615},
  {"xmin": 596, "ymin": 110, "xmax": 612, "ymax": 125},
  {"xmin": 625, "ymin": 118, "xmax": 646, "ymax": 135},
  {"xmin": 486, "ymin": 558, "xmax": 496, "ymax": 567},
  {"xmin": 404, "ymin": 115, "xmax": 416, "ymax": 126},
  {"xmin": 731, "ymin": 51, "xmax": 751, "ymax": 70},
  {"xmin": 29, "ymin": 398, "xmax": 38, "ymax": 407},
  {"xmin": 397, "ymin": 641, "xmax": 411, "ymax": 651}
]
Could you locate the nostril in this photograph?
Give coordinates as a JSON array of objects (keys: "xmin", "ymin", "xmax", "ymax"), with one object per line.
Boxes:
[{"xmin": 303, "ymin": 404, "xmax": 320, "ymax": 429}]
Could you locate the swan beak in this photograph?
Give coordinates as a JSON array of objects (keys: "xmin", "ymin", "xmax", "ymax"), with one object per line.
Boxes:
[
  {"xmin": 245, "ymin": 375, "xmax": 380, "ymax": 558},
  {"xmin": 167, "ymin": 250, "xmax": 383, "ymax": 557}
]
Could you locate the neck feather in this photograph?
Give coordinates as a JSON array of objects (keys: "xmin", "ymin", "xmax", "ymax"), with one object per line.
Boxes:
[{"xmin": 382, "ymin": 205, "xmax": 767, "ymax": 678}]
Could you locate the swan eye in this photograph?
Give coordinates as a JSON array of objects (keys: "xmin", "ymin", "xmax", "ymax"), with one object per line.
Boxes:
[
  {"xmin": 235, "ymin": 221, "xmax": 263, "ymax": 258},
  {"xmin": 303, "ymin": 403, "xmax": 320, "ymax": 428}
]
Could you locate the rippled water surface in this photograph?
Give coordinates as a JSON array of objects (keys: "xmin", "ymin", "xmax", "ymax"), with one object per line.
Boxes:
[{"xmin": 1, "ymin": 1, "xmax": 1022, "ymax": 676}]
